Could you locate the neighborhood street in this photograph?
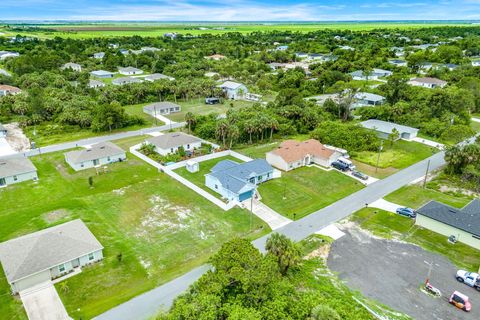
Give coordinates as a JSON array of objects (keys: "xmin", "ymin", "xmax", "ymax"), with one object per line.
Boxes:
[{"xmin": 95, "ymin": 150, "xmax": 446, "ymax": 320}]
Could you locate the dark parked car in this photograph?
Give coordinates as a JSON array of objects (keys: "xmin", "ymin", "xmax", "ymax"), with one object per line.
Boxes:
[
  {"xmin": 352, "ymin": 170, "xmax": 369, "ymax": 180},
  {"xmin": 205, "ymin": 97, "xmax": 221, "ymax": 105},
  {"xmin": 396, "ymin": 207, "xmax": 417, "ymax": 218},
  {"xmin": 332, "ymin": 161, "xmax": 349, "ymax": 171}
]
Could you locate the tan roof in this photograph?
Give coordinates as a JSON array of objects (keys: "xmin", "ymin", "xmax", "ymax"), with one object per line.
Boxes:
[
  {"xmin": 270, "ymin": 139, "xmax": 335, "ymax": 163},
  {"xmin": 0, "ymin": 85, "xmax": 21, "ymax": 93},
  {"xmin": 205, "ymin": 54, "xmax": 226, "ymax": 59},
  {"xmin": 410, "ymin": 77, "xmax": 447, "ymax": 85}
]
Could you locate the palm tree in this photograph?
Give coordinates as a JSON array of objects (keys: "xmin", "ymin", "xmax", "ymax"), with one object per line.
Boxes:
[
  {"xmin": 184, "ymin": 112, "xmax": 196, "ymax": 133},
  {"xmin": 227, "ymin": 124, "xmax": 240, "ymax": 149},
  {"xmin": 244, "ymin": 119, "xmax": 256, "ymax": 144},
  {"xmin": 266, "ymin": 233, "xmax": 301, "ymax": 275},
  {"xmin": 215, "ymin": 119, "xmax": 229, "ymax": 148}
]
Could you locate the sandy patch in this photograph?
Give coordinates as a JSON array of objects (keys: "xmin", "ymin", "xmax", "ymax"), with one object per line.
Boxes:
[
  {"xmin": 43, "ymin": 209, "xmax": 70, "ymax": 223},
  {"xmin": 439, "ymin": 185, "xmax": 478, "ymax": 197},
  {"xmin": 112, "ymin": 185, "xmax": 131, "ymax": 196},
  {"xmin": 4, "ymin": 123, "xmax": 30, "ymax": 152}
]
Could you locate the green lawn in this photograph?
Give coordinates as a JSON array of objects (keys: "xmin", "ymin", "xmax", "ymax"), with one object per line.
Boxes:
[
  {"xmin": 123, "ymin": 103, "xmax": 165, "ymax": 126},
  {"xmin": 471, "ymin": 120, "xmax": 480, "ymax": 133},
  {"xmin": 351, "ymin": 208, "xmax": 480, "ymax": 270},
  {"xmin": 233, "ymin": 134, "xmax": 310, "ymax": 159},
  {"xmin": 174, "ymin": 155, "xmax": 243, "ymax": 200},
  {"xmin": 0, "ymin": 151, "xmax": 269, "ymax": 319},
  {"xmin": 352, "ymin": 140, "xmax": 436, "ymax": 177},
  {"xmin": 258, "ymin": 166, "xmax": 364, "ymax": 220},
  {"xmin": 385, "ymin": 184, "xmax": 473, "ymax": 209},
  {"xmin": 166, "ymin": 99, "xmax": 255, "ymax": 122}
]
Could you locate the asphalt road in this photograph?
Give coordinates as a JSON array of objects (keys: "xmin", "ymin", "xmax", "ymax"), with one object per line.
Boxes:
[
  {"xmin": 95, "ymin": 150, "xmax": 447, "ymax": 320},
  {"xmin": 328, "ymin": 226, "xmax": 480, "ymax": 320},
  {"xmin": 5, "ymin": 122, "xmax": 185, "ymax": 159}
]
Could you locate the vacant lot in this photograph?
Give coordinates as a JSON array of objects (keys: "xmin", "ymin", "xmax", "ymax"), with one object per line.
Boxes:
[
  {"xmin": 166, "ymin": 99, "xmax": 254, "ymax": 122},
  {"xmin": 0, "ymin": 151, "xmax": 269, "ymax": 319},
  {"xmin": 258, "ymin": 166, "xmax": 364, "ymax": 220},
  {"xmin": 352, "ymin": 140, "xmax": 436, "ymax": 179}
]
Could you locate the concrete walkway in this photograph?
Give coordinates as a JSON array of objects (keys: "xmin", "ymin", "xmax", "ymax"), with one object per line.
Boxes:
[
  {"xmin": 472, "ymin": 117, "xmax": 480, "ymax": 123},
  {"xmin": 154, "ymin": 114, "xmax": 176, "ymax": 126},
  {"xmin": 412, "ymin": 137, "xmax": 444, "ymax": 149},
  {"xmin": 20, "ymin": 282, "xmax": 71, "ymax": 320},
  {"xmin": 369, "ymin": 198, "xmax": 403, "ymax": 213},
  {"xmin": 242, "ymin": 198, "xmax": 291, "ymax": 230}
]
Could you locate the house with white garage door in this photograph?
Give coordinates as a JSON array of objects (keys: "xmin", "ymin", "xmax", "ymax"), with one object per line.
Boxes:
[
  {"xmin": 0, "ymin": 219, "xmax": 104, "ymax": 294},
  {"xmin": 64, "ymin": 141, "xmax": 126, "ymax": 171},
  {"xmin": 0, "ymin": 156, "xmax": 38, "ymax": 187}
]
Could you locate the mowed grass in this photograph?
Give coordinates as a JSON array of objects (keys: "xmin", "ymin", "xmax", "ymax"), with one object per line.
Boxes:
[
  {"xmin": 123, "ymin": 103, "xmax": 165, "ymax": 126},
  {"xmin": 258, "ymin": 166, "xmax": 364, "ymax": 220},
  {"xmin": 174, "ymin": 155, "xmax": 243, "ymax": 200},
  {"xmin": 351, "ymin": 208, "xmax": 480, "ymax": 270},
  {"xmin": 0, "ymin": 151, "xmax": 269, "ymax": 319},
  {"xmin": 167, "ymin": 99, "xmax": 255, "ymax": 122},
  {"xmin": 385, "ymin": 184, "xmax": 473, "ymax": 209},
  {"xmin": 351, "ymin": 140, "xmax": 436, "ymax": 178}
]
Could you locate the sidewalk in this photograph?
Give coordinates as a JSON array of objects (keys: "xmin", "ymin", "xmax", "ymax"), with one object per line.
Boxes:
[
  {"xmin": 242, "ymin": 198, "xmax": 292, "ymax": 230},
  {"xmin": 412, "ymin": 137, "xmax": 444, "ymax": 149},
  {"xmin": 369, "ymin": 198, "xmax": 402, "ymax": 213}
]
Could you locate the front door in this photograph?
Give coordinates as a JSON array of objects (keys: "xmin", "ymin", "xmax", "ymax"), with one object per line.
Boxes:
[
  {"xmin": 72, "ymin": 258, "xmax": 80, "ymax": 268},
  {"xmin": 0, "ymin": 178, "xmax": 5, "ymax": 186},
  {"xmin": 93, "ymin": 159, "xmax": 99, "ymax": 166}
]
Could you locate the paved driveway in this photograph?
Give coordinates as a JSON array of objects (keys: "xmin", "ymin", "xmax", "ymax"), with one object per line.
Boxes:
[
  {"xmin": 20, "ymin": 282, "xmax": 70, "ymax": 320},
  {"xmin": 242, "ymin": 198, "xmax": 291, "ymax": 230},
  {"xmin": 327, "ymin": 226, "xmax": 480, "ymax": 320}
]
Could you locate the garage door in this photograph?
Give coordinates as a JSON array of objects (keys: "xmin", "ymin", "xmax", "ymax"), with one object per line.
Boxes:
[{"xmin": 238, "ymin": 191, "xmax": 253, "ymax": 202}]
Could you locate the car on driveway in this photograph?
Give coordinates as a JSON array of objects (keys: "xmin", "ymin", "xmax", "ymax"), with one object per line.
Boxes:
[
  {"xmin": 396, "ymin": 207, "xmax": 416, "ymax": 218},
  {"xmin": 332, "ymin": 161, "xmax": 349, "ymax": 171},
  {"xmin": 351, "ymin": 170, "xmax": 369, "ymax": 180},
  {"xmin": 456, "ymin": 270, "xmax": 480, "ymax": 291}
]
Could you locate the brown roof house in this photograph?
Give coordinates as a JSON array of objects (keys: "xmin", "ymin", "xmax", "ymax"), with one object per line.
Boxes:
[
  {"xmin": 266, "ymin": 139, "xmax": 342, "ymax": 171},
  {"xmin": 0, "ymin": 85, "xmax": 21, "ymax": 97}
]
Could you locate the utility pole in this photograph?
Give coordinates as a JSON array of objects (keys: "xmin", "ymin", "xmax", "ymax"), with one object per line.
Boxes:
[
  {"xmin": 423, "ymin": 159, "xmax": 431, "ymax": 188},
  {"xmin": 375, "ymin": 140, "xmax": 383, "ymax": 173},
  {"xmin": 250, "ymin": 193, "xmax": 254, "ymax": 232},
  {"xmin": 154, "ymin": 106, "xmax": 158, "ymax": 126}
]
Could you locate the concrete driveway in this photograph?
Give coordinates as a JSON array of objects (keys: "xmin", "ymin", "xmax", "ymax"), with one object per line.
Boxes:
[
  {"xmin": 20, "ymin": 282, "xmax": 70, "ymax": 320},
  {"xmin": 242, "ymin": 198, "xmax": 291, "ymax": 230},
  {"xmin": 327, "ymin": 225, "xmax": 480, "ymax": 320}
]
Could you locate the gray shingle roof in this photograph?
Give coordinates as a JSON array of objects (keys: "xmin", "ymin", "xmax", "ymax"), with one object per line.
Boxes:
[
  {"xmin": 90, "ymin": 70, "xmax": 114, "ymax": 77},
  {"xmin": 354, "ymin": 92, "xmax": 385, "ymax": 102},
  {"xmin": 146, "ymin": 132, "xmax": 201, "ymax": 150},
  {"xmin": 0, "ymin": 219, "xmax": 103, "ymax": 283},
  {"xmin": 64, "ymin": 142, "xmax": 125, "ymax": 164},
  {"xmin": 118, "ymin": 66, "xmax": 142, "ymax": 73},
  {"xmin": 360, "ymin": 119, "xmax": 419, "ymax": 135},
  {"xmin": 0, "ymin": 157, "xmax": 36, "ymax": 178},
  {"xmin": 218, "ymin": 81, "xmax": 244, "ymax": 90},
  {"xmin": 417, "ymin": 199, "xmax": 480, "ymax": 236},
  {"xmin": 145, "ymin": 73, "xmax": 174, "ymax": 81},
  {"xmin": 143, "ymin": 102, "xmax": 180, "ymax": 113},
  {"xmin": 112, "ymin": 77, "xmax": 143, "ymax": 85}
]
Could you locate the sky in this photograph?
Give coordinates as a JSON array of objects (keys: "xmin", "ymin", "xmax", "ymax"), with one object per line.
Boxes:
[{"xmin": 2, "ymin": 0, "xmax": 480, "ymax": 21}]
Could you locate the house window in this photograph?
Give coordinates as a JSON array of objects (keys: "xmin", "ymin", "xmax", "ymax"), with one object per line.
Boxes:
[
  {"xmin": 59, "ymin": 264, "xmax": 66, "ymax": 272},
  {"xmin": 107, "ymin": 156, "xmax": 111, "ymax": 161},
  {"xmin": 258, "ymin": 175, "xmax": 263, "ymax": 182},
  {"xmin": 13, "ymin": 175, "xmax": 17, "ymax": 181},
  {"xmin": 215, "ymin": 184, "xmax": 218, "ymax": 189},
  {"xmin": 170, "ymin": 148, "xmax": 174, "ymax": 153},
  {"xmin": 81, "ymin": 163, "xmax": 84, "ymax": 167},
  {"xmin": 187, "ymin": 144, "xmax": 190, "ymax": 149},
  {"xmin": 88, "ymin": 253, "xmax": 95, "ymax": 261}
]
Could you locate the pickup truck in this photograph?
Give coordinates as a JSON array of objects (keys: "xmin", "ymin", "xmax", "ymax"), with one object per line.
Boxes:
[{"xmin": 456, "ymin": 270, "xmax": 480, "ymax": 291}]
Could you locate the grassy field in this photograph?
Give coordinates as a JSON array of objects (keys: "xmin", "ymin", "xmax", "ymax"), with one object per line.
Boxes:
[
  {"xmin": 385, "ymin": 184, "xmax": 473, "ymax": 209},
  {"xmin": 123, "ymin": 103, "xmax": 165, "ymax": 126},
  {"xmin": 174, "ymin": 155, "xmax": 243, "ymax": 200},
  {"xmin": 166, "ymin": 99, "xmax": 255, "ymax": 122},
  {"xmin": 0, "ymin": 150, "xmax": 269, "ymax": 319},
  {"xmin": 351, "ymin": 208, "xmax": 480, "ymax": 270},
  {"xmin": 351, "ymin": 140, "xmax": 436, "ymax": 178},
  {"xmin": 1, "ymin": 22, "xmax": 473, "ymax": 39},
  {"xmin": 258, "ymin": 166, "xmax": 364, "ymax": 220}
]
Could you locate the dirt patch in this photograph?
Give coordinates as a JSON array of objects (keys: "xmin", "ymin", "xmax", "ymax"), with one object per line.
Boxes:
[
  {"xmin": 43, "ymin": 209, "xmax": 70, "ymax": 223},
  {"xmin": 439, "ymin": 185, "xmax": 478, "ymax": 197},
  {"xmin": 304, "ymin": 244, "xmax": 331, "ymax": 260},
  {"xmin": 4, "ymin": 123, "xmax": 30, "ymax": 152}
]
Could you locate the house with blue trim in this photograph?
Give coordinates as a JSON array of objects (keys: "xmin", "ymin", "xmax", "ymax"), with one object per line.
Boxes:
[{"xmin": 205, "ymin": 159, "xmax": 274, "ymax": 202}]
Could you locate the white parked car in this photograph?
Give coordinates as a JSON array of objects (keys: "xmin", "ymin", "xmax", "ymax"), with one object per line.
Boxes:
[{"xmin": 456, "ymin": 270, "xmax": 480, "ymax": 291}]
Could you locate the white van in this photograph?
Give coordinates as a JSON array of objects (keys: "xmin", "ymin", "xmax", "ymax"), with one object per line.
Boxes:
[{"xmin": 337, "ymin": 157, "xmax": 355, "ymax": 170}]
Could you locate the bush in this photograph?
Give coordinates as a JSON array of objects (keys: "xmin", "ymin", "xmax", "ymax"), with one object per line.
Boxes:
[
  {"xmin": 439, "ymin": 124, "xmax": 475, "ymax": 143},
  {"xmin": 311, "ymin": 121, "xmax": 379, "ymax": 152}
]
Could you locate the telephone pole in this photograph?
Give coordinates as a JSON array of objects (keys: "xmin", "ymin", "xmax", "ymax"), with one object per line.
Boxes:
[
  {"xmin": 375, "ymin": 140, "xmax": 383, "ymax": 173},
  {"xmin": 423, "ymin": 159, "xmax": 431, "ymax": 188}
]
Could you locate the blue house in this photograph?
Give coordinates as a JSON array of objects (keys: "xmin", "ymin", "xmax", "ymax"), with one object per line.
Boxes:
[{"xmin": 205, "ymin": 159, "xmax": 274, "ymax": 202}]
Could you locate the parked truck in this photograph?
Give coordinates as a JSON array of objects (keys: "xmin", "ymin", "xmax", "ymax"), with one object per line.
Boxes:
[{"xmin": 456, "ymin": 270, "xmax": 480, "ymax": 291}]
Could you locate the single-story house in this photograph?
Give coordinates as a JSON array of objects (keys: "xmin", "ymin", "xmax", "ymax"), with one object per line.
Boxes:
[
  {"xmin": 0, "ymin": 124, "xmax": 7, "ymax": 138},
  {"xmin": 0, "ymin": 156, "xmax": 38, "ymax": 187},
  {"xmin": 471, "ymin": 60, "xmax": 480, "ymax": 67},
  {"xmin": 205, "ymin": 159, "xmax": 274, "ymax": 202},
  {"xmin": 0, "ymin": 51, "xmax": 20, "ymax": 60},
  {"xmin": 88, "ymin": 79, "xmax": 106, "ymax": 89},
  {"xmin": 417, "ymin": 62, "xmax": 434, "ymax": 72},
  {"xmin": 416, "ymin": 199, "xmax": 480, "ymax": 250},
  {"xmin": 408, "ymin": 77, "xmax": 447, "ymax": 89},
  {"xmin": 0, "ymin": 219, "xmax": 103, "ymax": 294},
  {"xmin": 146, "ymin": 132, "xmax": 202, "ymax": 156},
  {"xmin": 143, "ymin": 102, "xmax": 181, "ymax": 116},
  {"xmin": 351, "ymin": 92, "xmax": 385, "ymax": 109},
  {"xmin": 218, "ymin": 81, "xmax": 248, "ymax": 100},
  {"xmin": 93, "ymin": 52, "xmax": 105, "ymax": 59},
  {"xmin": 437, "ymin": 63, "xmax": 459, "ymax": 71},
  {"xmin": 119, "ymin": 49, "xmax": 129, "ymax": 55},
  {"xmin": 118, "ymin": 66, "xmax": 143, "ymax": 75},
  {"xmin": 145, "ymin": 73, "xmax": 175, "ymax": 82},
  {"xmin": 266, "ymin": 139, "xmax": 342, "ymax": 171},
  {"xmin": 306, "ymin": 93, "xmax": 341, "ymax": 105},
  {"xmin": 112, "ymin": 77, "xmax": 143, "ymax": 86},
  {"xmin": 141, "ymin": 47, "xmax": 162, "ymax": 53},
  {"xmin": 205, "ymin": 54, "xmax": 226, "ymax": 60},
  {"xmin": 0, "ymin": 85, "xmax": 22, "ymax": 96},
  {"xmin": 61, "ymin": 62, "xmax": 82, "ymax": 72},
  {"xmin": 0, "ymin": 68, "xmax": 11, "ymax": 77},
  {"xmin": 338, "ymin": 45, "xmax": 355, "ymax": 51},
  {"xmin": 90, "ymin": 70, "xmax": 114, "ymax": 78},
  {"xmin": 350, "ymin": 69, "xmax": 392, "ymax": 81},
  {"xmin": 64, "ymin": 141, "xmax": 126, "ymax": 171},
  {"xmin": 360, "ymin": 119, "xmax": 419, "ymax": 140},
  {"xmin": 388, "ymin": 59, "xmax": 407, "ymax": 67},
  {"xmin": 204, "ymin": 72, "xmax": 219, "ymax": 78}
]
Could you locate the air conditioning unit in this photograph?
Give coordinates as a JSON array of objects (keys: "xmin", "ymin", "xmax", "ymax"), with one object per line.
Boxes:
[{"xmin": 448, "ymin": 235, "xmax": 457, "ymax": 244}]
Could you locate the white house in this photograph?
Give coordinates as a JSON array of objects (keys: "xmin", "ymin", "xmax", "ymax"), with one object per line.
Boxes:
[
  {"xmin": 112, "ymin": 77, "xmax": 143, "ymax": 86},
  {"xmin": 143, "ymin": 102, "xmax": 181, "ymax": 116},
  {"xmin": 90, "ymin": 70, "xmax": 114, "ymax": 78},
  {"xmin": 471, "ymin": 60, "xmax": 480, "ymax": 67},
  {"xmin": 88, "ymin": 79, "xmax": 106, "ymax": 89},
  {"xmin": 61, "ymin": 62, "xmax": 82, "ymax": 72},
  {"xmin": 0, "ymin": 157, "xmax": 38, "ymax": 187},
  {"xmin": 93, "ymin": 52, "xmax": 105, "ymax": 59},
  {"xmin": 0, "ymin": 219, "xmax": 104, "ymax": 294},
  {"xmin": 205, "ymin": 54, "xmax": 226, "ymax": 60},
  {"xmin": 144, "ymin": 73, "xmax": 175, "ymax": 82},
  {"xmin": 360, "ymin": 119, "xmax": 419, "ymax": 140},
  {"xmin": 118, "ymin": 66, "xmax": 144, "ymax": 75},
  {"xmin": 0, "ymin": 68, "xmax": 11, "ymax": 77},
  {"xmin": 146, "ymin": 132, "xmax": 202, "ymax": 156},
  {"xmin": 64, "ymin": 142, "xmax": 126, "ymax": 171},
  {"xmin": 408, "ymin": 77, "xmax": 447, "ymax": 89},
  {"xmin": 217, "ymin": 81, "xmax": 248, "ymax": 100},
  {"xmin": 0, "ymin": 85, "xmax": 21, "ymax": 96},
  {"xmin": 351, "ymin": 92, "xmax": 385, "ymax": 109},
  {"xmin": 350, "ymin": 69, "xmax": 392, "ymax": 81},
  {"xmin": 205, "ymin": 159, "xmax": 274, "ymax": 202},
  {"xmin": 266, "ymin": 139, "xmax": 342, "ymax": 171},
  {"xmin": 0, "ymin": 51, "xmax": 20, "ymax": 60},
  {"xmin": 388, "ymin": 59, "xmax": 407, "ymax": 67}
]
